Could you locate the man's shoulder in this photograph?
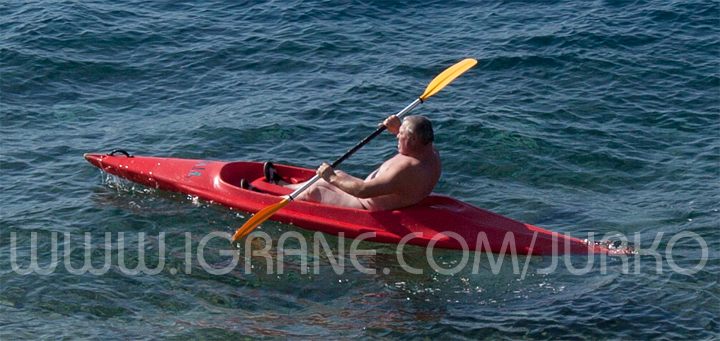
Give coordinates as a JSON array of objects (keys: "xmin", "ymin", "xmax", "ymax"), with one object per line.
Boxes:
[{"xmin": 389, "ymin": 154, "xmax": 423, "ymax": 168}]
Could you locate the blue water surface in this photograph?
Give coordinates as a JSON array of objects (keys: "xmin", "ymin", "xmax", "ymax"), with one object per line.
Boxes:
[{"xmin": 1, "ymin": 0, "xmax": 718, "ymax": 339}]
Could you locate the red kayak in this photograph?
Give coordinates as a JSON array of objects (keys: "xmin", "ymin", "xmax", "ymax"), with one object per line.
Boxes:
[{"xmin": 84, "ymin": 151, "xmax": 623, "ymax": 255}]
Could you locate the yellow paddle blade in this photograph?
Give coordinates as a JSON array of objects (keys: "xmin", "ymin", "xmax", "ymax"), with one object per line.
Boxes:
[
  {"xmin": 231, "ymin": 197, "xmax": 291, "ymax": 242},
  {"xmin": 420, "ymin": 58, "xmax": 477, "ymax": 101}
]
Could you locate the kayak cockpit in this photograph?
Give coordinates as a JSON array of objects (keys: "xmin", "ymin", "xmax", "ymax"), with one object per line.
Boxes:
[
  {"xmin": 218, "ymin": 161, "xmax": 315, "ymax": 196},
  {"xmin": 218, "ymin": 161, "xmax": 263, "ymax": 188},
  {"xmin": 217, "ymin": 161, "xmax": 473, "ymax": 212}
]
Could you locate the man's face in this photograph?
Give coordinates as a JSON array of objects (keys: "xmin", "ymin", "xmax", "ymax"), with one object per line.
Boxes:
[{"xmin": 396, "ymin": 121, "xmax": 416, "ymax": 155}]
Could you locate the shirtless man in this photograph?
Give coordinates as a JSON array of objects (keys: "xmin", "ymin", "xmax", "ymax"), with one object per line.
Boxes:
[{"xmin": 287, "ymin": 115, "xmax": 441, "ymax": 211}]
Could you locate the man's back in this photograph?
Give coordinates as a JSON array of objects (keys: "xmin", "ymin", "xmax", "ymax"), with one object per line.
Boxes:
[{"xmin": 360, "ymin": 148, "xmax": 441, "ymax": 211}]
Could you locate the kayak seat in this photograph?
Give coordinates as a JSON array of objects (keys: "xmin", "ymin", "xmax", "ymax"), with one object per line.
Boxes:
[{"xmin": 249, "ymin": 177, "xmax": 293, "ymax": 196}]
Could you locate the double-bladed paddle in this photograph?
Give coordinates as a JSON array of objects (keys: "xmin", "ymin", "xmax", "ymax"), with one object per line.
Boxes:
[{"xmin": 231, "ymin": 58, "xmax": 477, "ymax": 243}]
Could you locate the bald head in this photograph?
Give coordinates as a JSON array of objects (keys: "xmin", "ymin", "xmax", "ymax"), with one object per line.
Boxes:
[{"xmin": 403, "ymin": 115, "xmax": 434, "ymax": 145}]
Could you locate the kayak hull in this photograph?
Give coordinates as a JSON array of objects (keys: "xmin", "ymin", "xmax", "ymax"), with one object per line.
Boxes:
[{"xmin": 84, "ymin": 153, "xmax": 619, "ymax": 255}]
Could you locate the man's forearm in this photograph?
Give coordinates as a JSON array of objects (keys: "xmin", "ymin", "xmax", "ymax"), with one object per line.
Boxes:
[{"xmin": 328, "ymin": 173, "xmax": 368, "ymax": 198}]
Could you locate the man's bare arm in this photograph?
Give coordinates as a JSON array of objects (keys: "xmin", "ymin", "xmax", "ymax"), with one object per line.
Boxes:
[{"xmin": 318, "ymin": 163, "xmax": 410, "ymax": 198}]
